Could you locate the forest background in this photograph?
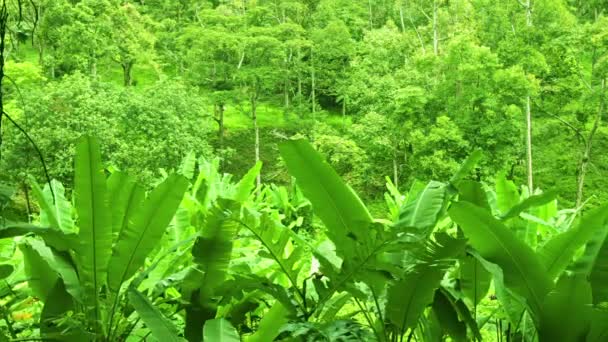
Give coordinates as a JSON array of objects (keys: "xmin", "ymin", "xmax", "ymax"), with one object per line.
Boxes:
[{"xmin": 1, "ymin": 0, "xmax": 607, "ymax": 215}]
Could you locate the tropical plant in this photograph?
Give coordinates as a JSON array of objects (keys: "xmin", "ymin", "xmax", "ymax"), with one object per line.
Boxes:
[{"xmin": 14, "ymin": 136, "xmax": 189, "ymax": 341}]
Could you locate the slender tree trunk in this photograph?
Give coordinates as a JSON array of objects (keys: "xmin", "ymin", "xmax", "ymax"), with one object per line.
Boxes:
[
  {"xmin": 433, "ymin": 0, "xmax": 438, "ymax": 56},
  {"xmin": 368, "ymin": 0, "xmax": 373, "ymax": 29},
  {"xmin": 393, "ymin": 149, "xmax": 399, "ymax": 189},
  {"xmin": 526, "ymin": 96, "xmax": 533, "ymax": 192},
  {"xmin": 405, "ymin": 7, "xmax": 426, "ymax": 55},
  {"xmin": 525, "ymin": 0, "xmax": 532, "ymax": 26},
  {"xmin": 524, "ymin": 0, "xmax": 534, "ymax": 193},
  {"xmin": 251, "ymin": 93, "xmax": 261, "ymax": 189},
  {"xmin": 122, "ymin": 61, "xmax": 133, "ymax": 87},
  {"xmin": 216, "ymin": 102, "xmax": 225, "ymax": 170},
  {"xmin": 576, "ymin": 79, "xmax": 605, "ymax": 207},
  {"xmin": 217, "ymin": 102, "xmax": 225, "ymax": 150},
  {"xmin": 311, "ymin": 48, "xmax": 316, "ymax": 138},
  {"xmin": 342, "ymin": 96, "xmax": 346, "ymax": 127},
  {"xmin": 37, "ymin": 39, "xmax": 44, "ymax": 66},
  {"xmin": 284, "ymin": 80, "xmax": 289, "ymax": 108},
  {"xmin": 399, "ymin": 4, "xmax": 406, "ymax": 32},
  {"xmin": 298, "ymin": 76, "xmax": 302, "ymax": 105},
  {"xmin": 91, "ymin": 60, "xmax": 97, "ymax": 78}
]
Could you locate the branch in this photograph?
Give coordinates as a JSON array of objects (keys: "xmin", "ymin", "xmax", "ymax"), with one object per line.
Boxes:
[
  {"xmin": 417, "ymin": 7, "xmax": 431, "ymax": 21},
  {"xmin": 531, "ymin": 101, "xmax": 586, "ymax": 144},
  {"xmin": 2, "ymin": 111, "xmax": 55, "ymax": 201},
  {"xmin": 237, "ymin": 51, "xmax": 245, "ymax": 69}
]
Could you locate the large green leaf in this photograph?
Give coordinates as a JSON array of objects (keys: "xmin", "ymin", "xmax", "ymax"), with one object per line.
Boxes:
[
  {"xmin": 396, "ymin": 181, "xmax": 447, "ymax": 232},
  {"xmin": 279, "ymin": 139, "xmax": 373, "ymax": 246},
  {"xmin": 541, "ymin": 204, "xmax": 608, "ymax": 280},
  {"xmin": 107, "ymin": 174, "xmax": 188, "ymax": 293},
  {"xmin": 495, "ymin": 174, "xmax": 519, "ymax": 215},
  {"xmin": 20, "ymin": 238, "xmax": 82, "ymax": 301},
  {"xmin": 40, "ymin": 280, "xmax": 85, "ymax": 342},
  {"xmin": 179, "ymin": 151, "xmax": 197, "ymax": 180},
  {"xmin": 0, "ymin": 223, "xmax": 77, "ymax": 251},
  {"xmin": 279, "ymin": 139, "xmax": 389, "ymax": 296},
  {"xmin": 107, "ymin": 171, "xmax": 144, "ymax": 239},
  {"xmin": 500, "ymin": 191, "xmax": 558, "ymax": 220},
  {"xmin": 539, "ymin": 274, "xmax": 592, "ymax": 342},
  {"xmin": 385, "ymin": 234, "xmax": 466, "ymax": 336},
  {"xmin": 478, "ymin": 253, "xmax": 527, "ymax": 326},
  {"xmin": 20, "ymin": 240, "xmax": 58, "ymax": 301},
  {"xmin": 191, "ymin": 199, "xmax": 240, "ymax": 294},
  {"xmin": 203, "ymin": 318, "xmax": 240, "ymax": 342},
  {"xmin": 183, "ymin": 199, "xmax": 241, "ymax": 342},
  {"xmin": 432, "ymin": 289, "xmax": 467, "ymax": 342},
  {"xmin": 246, "ymin": 302, "xmax": 289, "ymax": 342},
  {"xmin": 458, "ymin": 253, "xmax": 492, "ymax": 308},
  {"xmin": 29, "ymin": 178, "xmax": 74, "ymax": 232},
  {"xmin": 449, "ymin": 201, "xmax": 552, "ymax": 320},
  {"xmin": 439, "ymin": 287, "xmax": 483, "ymax": 341},
  {"xmin": 457, "ymin": 181, "xmax": 490, "ymax": 209},
  {"xmin": 449, "ymin": 150, "xmax": 483, "ymax": 186},
  {"xmin": 73, "ymin": 136, "xmax": 112, "ymax": 305},
  {"xmin": 232, "ymin": 161, "xmax": 262, "ymax": 203},
  {"xmin": 566, "ymin": 205, "xmax": 608, "ymax": 304},
  {"xmin": 128, "ymin": 287, "xmax": 185, "ymax": 342},
  {"xmin": 245, "ymin": 211, "xmax": 306, "ymax": 297}
]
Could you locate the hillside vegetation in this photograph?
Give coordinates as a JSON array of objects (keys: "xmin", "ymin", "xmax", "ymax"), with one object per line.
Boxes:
[{"xmin": 0, "ymin": 0, "xmax": 607, "ymax": 341}]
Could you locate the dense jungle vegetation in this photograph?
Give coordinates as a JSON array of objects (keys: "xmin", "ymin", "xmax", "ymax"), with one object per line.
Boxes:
[{"xmin": 0, "ymin": 0, "xmax": 607, "ymax": 341}]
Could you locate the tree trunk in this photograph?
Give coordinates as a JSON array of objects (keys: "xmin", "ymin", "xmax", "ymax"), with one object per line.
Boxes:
[
  {"xmin": 91, "ymin": 60, "xmax": 97, "ymax": 78},
  {"xmin": 311, "ymin": 48, "xmax": 316, "ymax": 134},
  {"xmin": 216, "ymin": 102, "xmax": 225, "ymax": 170},
  {"xmin": 526, "ymin": 0, "xmax": 532, "ymax": 26},
  {"xmin": 399, "ymin": 5, "xmax": 406, "ymax": 32},
  {"xmin": 393, "ymin": 148, "xmax": 399, "ymax": 189},
  {"xmin": 122, "ymin": 61, "xmax": 133, "ymax": 87},
  {"xmin": 576, "ymin": 79, "xmax": 605, "ymax": 207},
  {"xmin": 525, "ymin": 95, "xmax": 534, "ymax": 193},
  {"xmin": 298, "ymin": 48, "xmax": 303, "ymax": 106},
  {"xmin": 524, "ymin": 0, "xmax": 534, "ymax": 193},
  {"xmin": 251, "ymin": 94, "xmax": 261, "ymax": 190},
  {"xmin": 368, "ymin": 0, "xmax": 373, "ymax": 29},
  {"xmin": 37, "ymin": 39, "xmax": 44, "ymax": 66},
  {"xmin": 284, "ymin": 80, "xmax": 290, "ymax": 108},
  {"xmin": 433, "ymin": 0, "xmax": 438, "ymax": 56},
  {"xmin": 217, "ymin": 103, "xmax": 225, "ymax": 150},
  {"xmin": 342, "ymin": 96, "xmax": 346, "ymax": 127},
  {"xmin": 298, "ymin": 75, "xmax": 302, "ymax": 105}
]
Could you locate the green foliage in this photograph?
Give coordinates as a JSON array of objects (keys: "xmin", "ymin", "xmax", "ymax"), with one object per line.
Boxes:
[
  {"xmin": 1, "ymin": 74, "xmax": 213, "ymax": 184},
  {"xmin": 128, "ymin": 287, "xmax": 185, "ymax": 342},
  {"xmin": 16, "ymin": 136, "xmax": 189, "ymax": 340},
  {"xmin": 4, "ymin": 136, "xmax": 608, "ymax": 341},
  {"xmin": 3, "ymin": 0, "xmax": 608, "ymax": 340}
]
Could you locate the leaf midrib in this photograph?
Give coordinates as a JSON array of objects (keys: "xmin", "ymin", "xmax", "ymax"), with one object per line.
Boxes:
[
  {"xmin": 293, "ymin": 147, "xmax": 371, "ymax": 238},
  {"xmin": 471, "ymin": 209, "xmax": 546, "ymax": 315}
]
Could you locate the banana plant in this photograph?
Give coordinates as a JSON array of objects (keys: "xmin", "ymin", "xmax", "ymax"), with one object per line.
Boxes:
[
  {"xmin": 277, "ymin": 140, "xmax": 484, "ymax": 341},
  {"xmin": 450, "ymin": 187, "xmax": 608, "ymax": 341},
  {"xmin": 22, "ymin": 136, "xmax": 189, "ymax": 341},
  {"xmin": 146, "ymin": 155, "xmax": 262, "ymax": 342}
]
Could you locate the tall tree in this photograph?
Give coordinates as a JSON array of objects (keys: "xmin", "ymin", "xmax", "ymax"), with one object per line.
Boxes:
[
  {"xmin": 109, "ymin": 2, "xmax": 155, "ymax": 86},
  {"xmin": 237, "ymin": 27, "xmax": 283, "ymax": 188}
]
